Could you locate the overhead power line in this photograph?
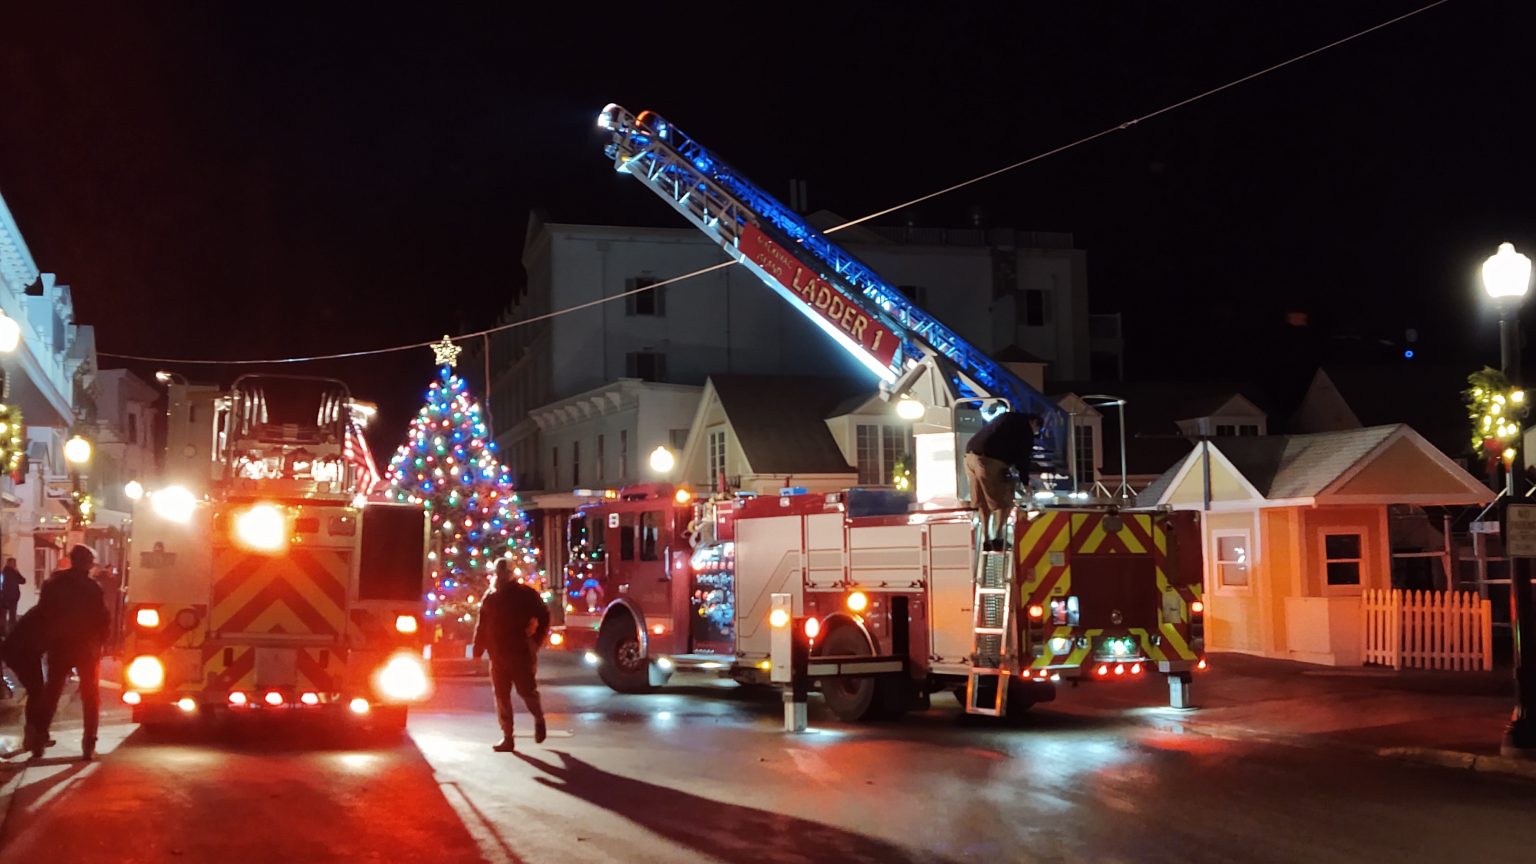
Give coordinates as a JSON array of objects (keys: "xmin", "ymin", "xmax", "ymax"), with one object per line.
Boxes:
[{"xmin": 100, "ymin": 0, "xmax": 1452, "ymax": 367}]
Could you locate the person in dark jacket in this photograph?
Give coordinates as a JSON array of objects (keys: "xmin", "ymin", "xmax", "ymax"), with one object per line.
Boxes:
[
  {"xmin": 964, "ymin": 410, "xmax": 1043, "ymax": 551},
  {"xmin": 36, "ymin": 545, "xmax": 111, "ymax": 761},
  {"xmin": 2, "ymin": 603, "xmax": 51, "ymax": 756},
  {"xmin": 1, "ymin": 557, "xmax": 26, "ymax": 634},
  {"xmin": 472, "ymin": 558, "xmax": 550, "ymax": 752}
]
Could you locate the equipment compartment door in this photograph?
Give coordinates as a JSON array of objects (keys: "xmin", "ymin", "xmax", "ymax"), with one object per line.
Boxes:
[{"xmin": 688, "ymin": 543, "xmax": 735, "ymax": 655}]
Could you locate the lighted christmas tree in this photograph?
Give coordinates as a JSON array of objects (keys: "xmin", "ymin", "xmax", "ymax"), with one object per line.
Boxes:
[{"xmin": 386, "ymin": 336, "xmax": 543, "ymax": 642}]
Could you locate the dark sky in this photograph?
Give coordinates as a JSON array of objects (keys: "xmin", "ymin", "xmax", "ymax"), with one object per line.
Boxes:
[{"xmin": 2, "ymin": 1, "xmax": 1534, "ymax": 454}]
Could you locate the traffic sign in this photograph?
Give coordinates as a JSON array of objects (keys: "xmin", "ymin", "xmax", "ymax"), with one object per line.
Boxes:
[{"xmin": 1507, "ymin": 503, "xmax": 1536, "ymax": 557}]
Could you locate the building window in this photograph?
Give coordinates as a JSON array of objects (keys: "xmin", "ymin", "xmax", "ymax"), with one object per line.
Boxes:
[
  {"xmin": 128, "ymin": 413, "xmax": 139, "ymax": 445},
  {"xmin": 572, "ymin": 440, "xmax": 581, "ymax": 488},
  {"xmin": 1324, "ymin": 533, "xmax": 1363, "ymax": 586},
  {"xmin": 1216, "ymin": 424, "xmax": 1235, "ymax": 436},
  {"xmin": 855, "ymin": 424, "xmax": 912, "ymax": 485},
  {"xmin": 708, "ymin": 428, "xmax": 727, "ymax": 488},
  {"xmin": 597, "ymin": 434, "xmax": 605, "ymax": 482},
  {"xmin": 1025, "ymin": 289, "xmax": 1047, "ymax": 327},
  {"xmin": 1216, "ymin": 533, "xmax": 1250, "ymax": 587},
  {"xmin": 552, "ymin": 445, "xmax": 559, "ymax": 486},
  {"xmin": 626, "ymin": 277, "xmax": 665, "ymax": 316},
  {"xmin": 1239, "ymin": 424, "xmax": 1259, "ymax": 436},
  {"xmin": 627, "ymin": 351, "xmax": 666, "ymax": 382},
  {"xmin": 1074, "ymin": 424, "xmax": 1095, "ymax": 486},
  {"xmin": 620, "ymin": 430, "xmax": 629, "ymax": 479}
]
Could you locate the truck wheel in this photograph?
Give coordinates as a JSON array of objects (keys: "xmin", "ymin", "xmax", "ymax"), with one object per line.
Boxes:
[
  {"xmin": 597, "ymin": 614, "xmax": 651, "ymax": 693},
  {"xmin": 818, "ymin": 625, "xmax": 883, "ymax": 722}
]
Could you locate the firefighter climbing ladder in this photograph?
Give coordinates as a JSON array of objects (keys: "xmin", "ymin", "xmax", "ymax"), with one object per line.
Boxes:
[{"xmin": 965, "ymin": 530, "xmax": 1016, "ymax": 716}]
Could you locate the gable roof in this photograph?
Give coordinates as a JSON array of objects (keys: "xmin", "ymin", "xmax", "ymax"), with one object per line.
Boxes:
[
  {"xmin": 1289, "ymin": 365, "xmax": 1473, "ymax": 459},
  {"xmin": 1050, "ymin": 379, "xmax": 1273, "ymax": 477},
  {"xmin": 708, "ymin": 375, "xmax": 871, "ymax": 474},
  {"xmin": 1138, "ymin": 424, "xmax": 1494, "ymax": 508}
]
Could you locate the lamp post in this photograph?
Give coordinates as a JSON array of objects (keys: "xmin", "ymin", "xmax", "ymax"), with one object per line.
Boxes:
[
  {"xmin": 64, "ymin": 433, "xmax": 93, "ymax": 545},
  {"xmin": 1482, "ymin": 241, "xmax": 1536, "ymax": 757},
  {"xmin": 1082, "ymin": 394, "xmax": 1131, "ymax": 503}
]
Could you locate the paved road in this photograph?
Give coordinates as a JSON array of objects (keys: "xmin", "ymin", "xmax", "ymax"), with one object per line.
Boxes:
[{"xmin": 3, "ymin": 656, "xmax": 1535, "ymax": 863}]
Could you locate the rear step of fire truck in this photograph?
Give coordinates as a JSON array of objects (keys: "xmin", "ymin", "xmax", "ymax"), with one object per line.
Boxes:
[{"xmin": 965, "ymin": 523, "xmax": 1016, "ymax": 716}]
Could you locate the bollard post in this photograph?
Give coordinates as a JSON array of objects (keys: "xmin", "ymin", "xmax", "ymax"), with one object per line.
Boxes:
[
  {"xmin": 787, "ymin": 616, "xmax": 809, "ymax": 732},
  {"xmin": 1168, "ymin": 672, "xmax": 1193, "ymax": 709}
]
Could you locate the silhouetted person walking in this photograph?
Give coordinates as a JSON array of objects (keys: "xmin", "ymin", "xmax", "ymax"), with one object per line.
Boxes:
[
  {"xmin": 1, "ymin": 557, "xmax": 26, "ymax": 635},
  {"xmin": 473, "ymin": 559, "xmax": 550, "ymax": 752},
  {"xmin": 37, "ymin": 545, "xmax": 110, "ymax": 761}
]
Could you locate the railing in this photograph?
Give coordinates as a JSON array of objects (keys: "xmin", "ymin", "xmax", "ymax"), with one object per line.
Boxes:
[{"xmin": 1362, "ymin": 588, "xmax": 1492, "ymax": 671}]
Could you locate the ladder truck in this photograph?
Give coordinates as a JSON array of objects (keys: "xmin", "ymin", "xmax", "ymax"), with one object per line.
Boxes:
[
  {"xmin": 565, "ymin": 104, "xmax": 1205, "ymax": 719},
  {"xmin": 119, "ymin": 375, "xmax": 433, "ymax": 731}
]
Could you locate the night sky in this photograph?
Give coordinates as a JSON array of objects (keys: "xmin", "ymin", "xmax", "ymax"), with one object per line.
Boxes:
[{"xmin": 2, "ymin": 1, "xmax": 1534, "ymax": 455}]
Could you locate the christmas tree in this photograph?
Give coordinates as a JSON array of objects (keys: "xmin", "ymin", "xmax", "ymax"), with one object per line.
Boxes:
[{"xmin": 386, "ymin": 336, "xmax": 543, "ymax": 642}]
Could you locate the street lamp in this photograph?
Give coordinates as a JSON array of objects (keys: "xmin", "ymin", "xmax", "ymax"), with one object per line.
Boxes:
[
  {"xmin": 155, "ymin": 370, "xmax": 187, "ymax": 386},
  {"xmin": 64, "ymin": 435, "xmax": 93, "ymax": 466},
  {"xmin": 0, "ymin": 310, "xmax": 19, "ymax": 354},
  {"xmin": 1482, "ymin": 241, "xmax": 1535, "ymax": 758},
  {"xmin": 649, "ymin": 445, "xmax": 676, "ymax": 475}
]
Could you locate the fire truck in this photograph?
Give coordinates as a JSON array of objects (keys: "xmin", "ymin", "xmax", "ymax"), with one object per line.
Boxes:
[
  {"xmin": 120, "ymin": 375, "xmax": 432, "ymax": 730},
  {"xmin": 563, "ymin": 105, "xmax": 1206, "ymax": 720}
]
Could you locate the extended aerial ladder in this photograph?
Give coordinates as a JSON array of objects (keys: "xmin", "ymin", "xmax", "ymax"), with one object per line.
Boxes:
[
  {"xmin": 596, "ymin": 104, "xmax": 1067, "ymax": 715},
  {"xmin": 595, "ymin": 104, "xmax": 1069, "ymax": 482}
]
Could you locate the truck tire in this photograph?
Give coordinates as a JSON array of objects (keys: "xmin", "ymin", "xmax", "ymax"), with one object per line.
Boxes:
[
  {"xmin": 817, "ymin": 624, "xmax": 911, "ymax": 722},
  {"xmin": 597, "ymin": 614, "xmax": 651, "ymax": 693}
]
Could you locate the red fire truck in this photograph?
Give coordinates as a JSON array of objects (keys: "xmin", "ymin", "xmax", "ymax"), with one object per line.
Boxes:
[
  {"xmin": 120, "ymin": 375, "xmax": 432, "ymax": 730},
  {"xmin": 560, "ymin": 483, "xmax": 1203, "ymax": 721},
  {"xmin": 569, "ymin": 105, "xmax": 1205, "ymax": 719}
]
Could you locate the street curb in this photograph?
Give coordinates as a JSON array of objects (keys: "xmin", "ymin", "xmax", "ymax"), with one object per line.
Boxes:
[{"xmin": 1378, "ymin": 746, "xmax": 1536, "ymax": 781}]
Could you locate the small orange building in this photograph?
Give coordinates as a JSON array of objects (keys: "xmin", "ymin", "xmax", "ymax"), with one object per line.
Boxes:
[{"xmin": 1138, "ymin": 424, "xmax": 1492, "ymax": 665}]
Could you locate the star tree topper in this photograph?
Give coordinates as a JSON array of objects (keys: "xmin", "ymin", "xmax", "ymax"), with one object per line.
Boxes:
[{"xmin": 431, "ymin": 334, "xmax": 463, "ymax": 367}]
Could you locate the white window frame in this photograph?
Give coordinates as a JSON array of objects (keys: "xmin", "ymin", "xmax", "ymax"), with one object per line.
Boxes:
[
  {"xmin": 707, "ymin": 427, "xmax": 727, "ymax": 487},
  {"xmin": 1320, "ymin": 530, "xmax": 1365, "ymax": 595},
  {"xmin": 1211, "ymin": 529, "xmax": 1253, "ymax": 592}
]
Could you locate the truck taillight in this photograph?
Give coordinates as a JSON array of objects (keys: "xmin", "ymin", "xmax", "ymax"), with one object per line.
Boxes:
[
  {"xmin": 135, "ymin": 607, "xmax": 161, "ymax": 629},
  {"xmin": 549, "ymin": 632, "xmax": 565, "ymax": 647},
  {"xmin": 126, "ymin": 655, "xmax": 166, "ymax": 690},
  {"xmin": 394, "ymin": 614, "xmax": 419, "ymax": 634},
  {"xmin": 1190, "ymin": 600, "xmax": 1204, "ymax": 615}
]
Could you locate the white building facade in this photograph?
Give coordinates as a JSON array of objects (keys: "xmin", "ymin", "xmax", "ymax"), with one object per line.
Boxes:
[
  {"xmin": 0, "ymin": 189, "xmax": 103, "ymax": 596},
  {"xmin": 489, "ymin": 211, "xmax": 1108, "ymax": 496}
]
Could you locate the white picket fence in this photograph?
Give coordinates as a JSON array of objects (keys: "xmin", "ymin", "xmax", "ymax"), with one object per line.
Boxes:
[{"xmin": 1361, "ymin": 588, "xmax": 1493, "ymax": 671}]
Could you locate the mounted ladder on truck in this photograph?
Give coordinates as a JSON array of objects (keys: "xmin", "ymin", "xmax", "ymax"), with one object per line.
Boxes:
[{"xmin": 592, "ymin": 104, "xmax": 1205, "ymax": 718}]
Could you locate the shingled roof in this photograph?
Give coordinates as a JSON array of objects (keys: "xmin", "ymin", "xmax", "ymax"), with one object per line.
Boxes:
[
  {"xmin": 708, "ymin": 375, "xmax": 872, "ymax": 475},
  {"xmin": 1137, "ymin": 425, "xmax": 1427, "ymax": 506}
]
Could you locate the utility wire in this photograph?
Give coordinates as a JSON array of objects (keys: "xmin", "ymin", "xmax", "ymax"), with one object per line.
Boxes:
[{"xmin": 99, "ymin": 0, "xmax": 1451, "ymax": 367}]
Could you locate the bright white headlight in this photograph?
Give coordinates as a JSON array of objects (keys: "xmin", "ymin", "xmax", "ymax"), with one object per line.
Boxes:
[
  {"xmin": 234, "ymin": 504, "xmax": 286, "ymax": 552},
  {"xmin": 375, "ymin": 653, "xmax": 430, "ymax": 702},
  {"xmin": 150, "ymin": 485, "xmax": 198, "ymax": 523}
]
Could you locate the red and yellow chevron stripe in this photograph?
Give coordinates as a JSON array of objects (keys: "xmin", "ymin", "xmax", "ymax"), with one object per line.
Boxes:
[
  {"xmin": 1017, "ymin": 511, "xmax": 1202, "ymax": 669},
  {"xmin": 208, "ymin": 547, "xmax": 350, "ymax": 638}
]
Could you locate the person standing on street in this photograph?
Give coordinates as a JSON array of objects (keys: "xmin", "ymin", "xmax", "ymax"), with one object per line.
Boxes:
[
  {"xmin": 36, "ymin": 545, "xmax": 110, "ymax": 761},
  {"xmin": 963, "ymin": 410, "xmax": 1043, "ymax": 551},
  {"xmin": 472, "ymin": 558, "xmax": 550, "ymax": 752},
  {"xmin": 2, "ymin": 602, "xmax": 51, "ymax": 757},
  {"xmin": 1, "ymin": 557, "xmax": 26, "ymax": 635}
]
